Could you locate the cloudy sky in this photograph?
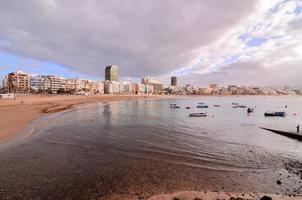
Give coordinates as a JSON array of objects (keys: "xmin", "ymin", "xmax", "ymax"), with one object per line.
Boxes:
[{"xmin": 0, "ymin": 0, "xmax": 301, "ymax": 87}]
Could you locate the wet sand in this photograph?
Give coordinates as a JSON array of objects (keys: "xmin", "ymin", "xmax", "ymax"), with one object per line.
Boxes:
[
  {"xmin": 0, "ymin": 94, "xmax": 164, "ymax": 141},
  {"xmin": 106, "ymin": 191, "xmax": 302, "ymax": 200}
]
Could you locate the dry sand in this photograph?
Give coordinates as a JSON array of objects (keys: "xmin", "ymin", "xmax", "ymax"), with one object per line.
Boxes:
[{"xmin": 0, "ymin": 94, "xmax": 165, "ymax": 141}]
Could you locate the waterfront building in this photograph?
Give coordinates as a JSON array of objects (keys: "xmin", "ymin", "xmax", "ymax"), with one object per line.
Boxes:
[
  {"xmin": 112, "ymin": 81, "xmax": 120, "ymax": 94},
  {"xmin": 118, "ymin": 82, "xmax": 125, "ymax": 94},
  {"xmin": 209, "ymin": 84, "xmax": 217, "ymax": 89},
  {"xmin": 42, "ymin": 76, "xmax": 51, "ymax": 92},
  {"xmin": 104, "ymin": 81, "xmax": 120, "ymax": 94},
  {"xmin": 29, "ymin": 75, "xmax": 44, "ymax": 92},
  {"xmin": 141, "ymin": 76, "xmax": 162, "ymax": 94},
  {"xmin": 123, "ymin": 83, "xmax": 131, "ymax": 94},
  {"xmin": 141, "ymin": 77, "xmax": 161, "ymax": 85},
  {"xmin": 63, "ymin": 79, "xmax": 76, "ymax": 93},
  {"xmin": 1, "ymin": 75, "xmax": 8, "ymax": 93},
  {"xmin": 98, "ymin": 81, "xmax": 104, "ymax": 94},
  {"xmin": 49, "ymin": 75, "xmax": 62, "ymax": 94},
  {"xmin": 104, "ymin": 81, "xmax": 112, "ymax": 94},
  {"xmin": 7, "ymin": 71, "xmax": 30, "ymax": 93},
  {"xmin": 81, "ymin": 80, "xmax": 92, "ymax": 92},
  {"xmin": 73, "ymin": 79, "xmax": 83, "ymax": 92},
  {"xmin": 123, "ymin": 82, "xmax": 137, "ymax": 94},
  {"xmin": 136, "ymin": 83, "xmax": 145, "ymax": 95},
  {"xmin": 171, "ymin": 76, "xmax": 177, "ymax": 86},
  {"xmin": 105, "ymin": 65, "xmax": 118, "ymax": 81},
  {"xmin": 145, "ymin": 84, "xmax": 153, "ymax": 94}
]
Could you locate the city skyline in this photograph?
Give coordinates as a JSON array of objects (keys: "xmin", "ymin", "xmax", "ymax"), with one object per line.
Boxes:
[
  {"xmin": 1, "ymin": 69, "xmax": 300, "ymax": 96},
  {"xmin": 0, "ymin": 1, "xmax": 301, "ymax": 88}
]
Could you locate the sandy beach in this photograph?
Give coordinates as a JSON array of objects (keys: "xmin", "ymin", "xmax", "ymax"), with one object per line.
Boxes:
[
  {"xmin": 0, "ymin": 95, "xmax": 301, "ymax": 200},
  {"xmin": 0, "ymin": 94, "xmax": 164, "ymax": 141}
]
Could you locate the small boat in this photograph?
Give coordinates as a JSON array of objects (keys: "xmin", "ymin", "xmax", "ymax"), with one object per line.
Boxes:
[
  {"xmin": 213, "ymin": 104, "xmax": 220, "ymax": 107},
  {"xmin": 247, "ymin": 107, "xmax": 254, "ymax": 113},
  {"xmin": 198, "ymin": 102, "xmax": 205, "ymax": 104},
  {"xmin": 189, "ymin": 112, "xmax": 207, "ymax": 117},
  {"xmin": 237, "ymin": 105, "xmax": 247, "ymax": 108},
  {"xmin": 197, "ymin": 105, "xmax": 209, "ymax": 108},
  {"xmin": 232, "ymin": 103, "xmax": 239, "ymax": 105},
  {"xmin": 264, "ymin": 111, "xmax": 286, "ymax": 117},
  {"xmin": 185, "ymin": 106, "xmax": 191, "ymax": 109},
  {"xmin": 170, "ymin": 103, "xmax": 180, "ymax": 108}
]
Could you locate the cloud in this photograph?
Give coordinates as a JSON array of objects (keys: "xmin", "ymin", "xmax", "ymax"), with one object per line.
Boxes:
[
  {"xmin": 180, "ymin": 59, "xmax": 302, "ymax": 88},
  {"xmin": 169, "ymin": 0, "xmax": 302, "ymax": 88},
  {"xmin": 0, "ymin": 0, "xmax": 256, "ymax": 79}
]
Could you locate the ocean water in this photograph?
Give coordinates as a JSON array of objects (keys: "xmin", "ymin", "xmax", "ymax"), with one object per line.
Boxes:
[{"xmin": 0, "ymin": 96, "xmax": 302, "ymax": 199}]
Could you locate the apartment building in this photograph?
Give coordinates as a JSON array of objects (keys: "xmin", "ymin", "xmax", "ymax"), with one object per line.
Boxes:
[
  {"xmin": 30, "ymin": 75, "xmax": 44, "ymax": 92},
  {"xmin": 7, "ymin": 71, "xmax": 30, "ymax": 93}
]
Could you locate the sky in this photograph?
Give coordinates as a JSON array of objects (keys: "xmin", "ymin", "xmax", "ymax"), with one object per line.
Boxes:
[{"xmin": 0, "ymin": 0, "xmax": 301, "ymax": 87}]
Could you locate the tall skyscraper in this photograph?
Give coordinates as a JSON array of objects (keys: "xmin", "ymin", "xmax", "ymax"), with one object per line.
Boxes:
[
  {"xmin": 171, "ymin": 76, "xmax": 177, "ymax": 86},
  {"xmin": 105, "ymin": 65, "xmax": 118, "ymax": 81}
]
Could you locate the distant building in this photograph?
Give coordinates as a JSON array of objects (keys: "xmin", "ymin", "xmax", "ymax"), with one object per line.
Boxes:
[
  {"xmin": 105, "ymin": 65, "xmax": 118, "ymax": 81},
  {"xmin": 49, "ymin": 75, "xmax": 62, "ymax": 94},
  {"xmin": 142, "ymin": 77, "xmax": 161, "ymax": 85},
  {"xmin": 209, "ymin": 84, "xmax": 217, "ymax": 89},
  {"xmin": 7, "ymin": 71, "xmax": 30, "ymax": 93},
  {"xmin": 104, "ymin": 81, "xmax": 120, "ymax": 94},
  {"xmin": 136, "ymin": 84, "xmax": 145, "ymax": 95},
  {"xmin": 171, "ymin": 76, "xmax": 177, "ymax": 86},
  {"xmin": 141, "ymin": 76, "xmax": 163, "ymax": 94},
  {"xmin": 1, "ymin": 75, "xmax": 8, "ymax": 93},
  {"xmin": 145, "ymin": 84, "xmax": 153, "ymax": 94},
  {"xmin": 29, "ymin": 75, "xmax": 44, "ymax": 92},
  {"xmin": 124, "ymin": 83, "xmax": 137, "ymax": 94},
  {"xmin": 98, "ymin": 81, "xmax": 104, "ymax": 94}
]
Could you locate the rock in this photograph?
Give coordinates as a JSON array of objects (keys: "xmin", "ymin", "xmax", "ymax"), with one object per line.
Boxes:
[{"xmin": 260, "ymin": 196, "xmax": 272, "ymax": 200}]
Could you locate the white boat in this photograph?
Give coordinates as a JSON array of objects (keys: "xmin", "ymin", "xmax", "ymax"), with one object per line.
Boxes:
[
  {"xmin": 189, "ymin": 113, "xmax": 207, "ymax": 117},
  {"xmin": 237, "ymin": 105, "xmax": 247, "ymax": 108},
  {"xmin": 170, "ymin": 103, "xmax": 180, "ymax": 108}
]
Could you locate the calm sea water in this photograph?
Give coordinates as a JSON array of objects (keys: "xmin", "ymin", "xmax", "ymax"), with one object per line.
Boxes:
[{"xmin": 0, "ymin": 96, "xmax": 302, "ymax": 199}]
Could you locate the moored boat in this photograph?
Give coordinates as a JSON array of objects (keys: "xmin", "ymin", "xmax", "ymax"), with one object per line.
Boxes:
[
  {"xmin": 237, "ymin": 105, "xmax": 247, "ymax": 108},
  {"xmin": 264, "ymin": 111, "xmax": 286, "ymax": 117},
  {"xmin": 197, "ymin": 105, "xmax": 209, "ymax": 108},
  {"xmin": 247, "ymin": 107, "xmax": 254, "ymax": 113},
  {"xmin": 213, "ymin": 104, "xmax": 220, "ymax": 107},
  {"xmin": 170, "ymin": 103, "xmax": 180, "ymax": 108},
  {"xmin": 189, "ymin": 112, "xmax": 207, "ymax": 117}
]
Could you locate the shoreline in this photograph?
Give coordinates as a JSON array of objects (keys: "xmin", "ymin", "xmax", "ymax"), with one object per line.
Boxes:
[
  {"xmin": 104, "ymin": 191, "xmax": 302, "ymax": 200},
  {"xmin": 0, "ymin": 94, "xmax": 173, "ymax": 142}
]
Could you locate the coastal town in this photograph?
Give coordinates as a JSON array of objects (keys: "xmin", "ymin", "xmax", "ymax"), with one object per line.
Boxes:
[{"xmin": 0, "ymin": 65, "xmax": 301, "ymax": 97}]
